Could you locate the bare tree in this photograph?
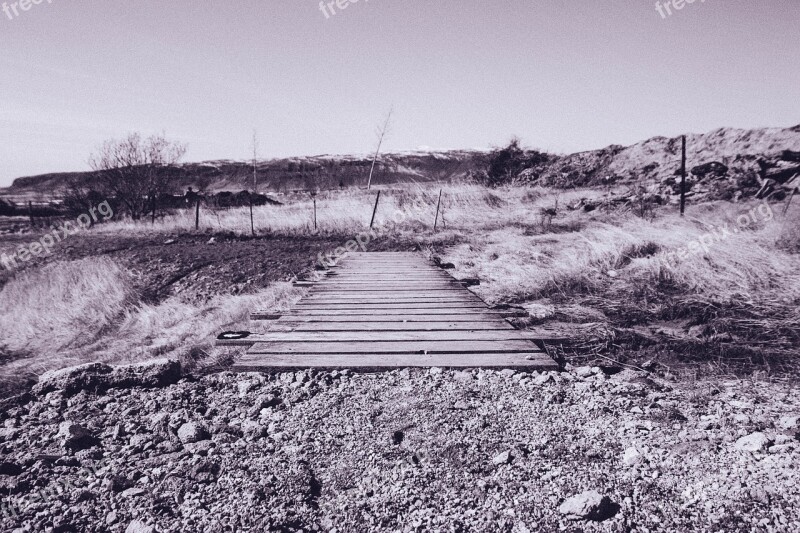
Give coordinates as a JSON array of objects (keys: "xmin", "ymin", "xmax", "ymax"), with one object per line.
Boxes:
[
  {"xmin": 252, "ymin": 130, "xmax": 259, "ymax": 193},
  {"xmin": 366, "ymin": 108, "xmax": 393, "ymax": 190},
  {"xmin": 89, "ymin": 133, "xmax": 186, "ymax": 220}
]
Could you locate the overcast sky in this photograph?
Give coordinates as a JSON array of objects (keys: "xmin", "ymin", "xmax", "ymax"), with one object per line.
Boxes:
[{"xmin": 0, "ymin": 0, "xmax": 798, "ymax": 186}]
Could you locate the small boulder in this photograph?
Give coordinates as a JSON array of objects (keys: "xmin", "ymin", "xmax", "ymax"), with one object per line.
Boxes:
[
  {"xmin": 58, "ymin": 422, "xmax": 99, "ymax": 451},
  {"xmin": 492, "ymin": 450, "xmax": 512, "ymax": 465},
  {"xmin": 622, "ymin": 447, "xmax": 643, "ymax": 466},
  {"xmin": 532, "ymin": 373, "xmax": 552, "ymax": 386},
  {"xmin": 109, "ymin": 359, "xmax": 181, "ymax": 390},
  {"xmin": 777, "ymin": 415, "xmax": 799, "ymax": 431},
  {"xmin": 121, "ymin": 487, "xmax": 147, "ymax": 498},
  {"xmin": 241, "ymin": 420, "xmax": 267, "ymax": 441},
  {"xmin": 177, "ymin": 422, "xmax": 209, "ymax": 444},
  {"xmin": 125, "ymin": 520, "xmax": 155, "ymax": 533},
  {"xmin": 34, "ymin": 360, "xmax": 181, "ymax": 397},
  {"xmin": 185, "ymin": 440, "xmax": 216, "ymax": 456},
  {"xmin": 33, "ymin": 363, "xmax": 114, "ymax": 396},
  {"xmin": 735, "ymin": 432, "xmax": 772, "ymax": 452},
  {"xmin": 559, "ymin": 490, "xmax": 617, "ymax": 521}
]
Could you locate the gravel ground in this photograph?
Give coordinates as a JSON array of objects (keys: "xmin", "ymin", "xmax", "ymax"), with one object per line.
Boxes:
[{"xmin": 0, "ymin": 362, "xmax": 798, "ymax": 532}]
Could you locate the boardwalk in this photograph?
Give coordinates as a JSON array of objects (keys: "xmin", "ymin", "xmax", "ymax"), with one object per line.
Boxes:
[{"xmin": 231, "ymin": 252, "xmax": 558, "ymax": 371}]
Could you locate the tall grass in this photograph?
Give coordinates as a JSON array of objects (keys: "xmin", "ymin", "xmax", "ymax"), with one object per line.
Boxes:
[
  {"xmin": 0, "ymin": 257, "xmax": 135, "ymax": 355},
  {"xmin": 0, "ymin": 255, "xmax": 304, "ymax": 395}
]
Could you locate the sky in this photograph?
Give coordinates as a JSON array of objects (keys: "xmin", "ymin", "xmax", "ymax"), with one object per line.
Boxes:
[{"xmin": 0, "ymin": 0, "xmax": 798, "ymax": 186}]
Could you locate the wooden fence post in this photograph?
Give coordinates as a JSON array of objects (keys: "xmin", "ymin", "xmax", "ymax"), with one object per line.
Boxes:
[
  {"xmin": 195, "ymin": 197, "xmax": 200, "ymax": 230},
  {"xmin": 369, "ymin": 191, "xmax": 381, "ymax": 229},
  {"xmin": 433, "ymin": 189, "xmax": 442, "ymax": 231},
  {"xmin": 28, "ymin": 201, "xmax": 34, "ymax": 227},
  {"xmin": 783, "ymin": 178, "xmax": 798, "ymax": 216},
  {"xmin": 151, "ymin": 195, "xmax": 156, "ymax": 225},
  {"xmin": 313, "ymin": 198, "xmax": 317, "ymax": 231},
  {"xmin": 249, "ymin": 194, "xmax": 255, "ymax": 236},
  {"xmin": 680, "ymin": 135, "xmax": 687, "ymax": 216}
]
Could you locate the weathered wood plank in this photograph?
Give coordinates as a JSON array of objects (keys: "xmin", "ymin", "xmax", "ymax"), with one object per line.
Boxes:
[
  {"xmin": 246, "ymin": 330, "xmax": 534, "ymax": 342},
  {"xmin": 324, "ymin": 278, "xmax": 452, "ymax": 282},
  {"xmin": 251, "ymin": 311, "xmax": 524, "ymax": 321},
  {"xmin": 271, "ymin": 308, "xmax": 498, "ymax": 316},
  {"xmin": 246, "ymin": 339, "xmax": 540, "ymax": 353},
  {"xmin": 293, "ymin": 302, "xmax": 489, "ymax": 309},
  {"xmin": 314, "ymin": 284, "xmax": 466, "ymax": 290},
  {"xmin": 305, "ymin": 293, "xmax": 483, "ymax": 300},
  {"xmin": 312, "ymin": 285, "xmax": 467, "ymax": 289},
  {"xmin": 232, "ymin": 353, "xmax": 558, "ymax": 371},
  {"xmin": 265, "ymin": 321, "xmax": 514, "ymax": 332},
  {"xmin": 265, "ymin": 313, "xmax": 506, "ymax": 322}
]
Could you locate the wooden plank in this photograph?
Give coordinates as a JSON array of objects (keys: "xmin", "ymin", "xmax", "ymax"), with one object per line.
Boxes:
[
  {"xmin": 246, "ymin": 339, "xmax": 540, "ymax": 354},
  {"xmin": 305, "ymin": 293, "xmax": 481, "ymax": 300},
  {"xmin": 232, "ymin": 353, "xmax": 558, "ymax": 371},
  {"xmin": 266, "ymin": 313, "xmax": 505, "ymax": 322},
  {"xmin": 250, "ymin": 312, "xmax": 282, "ymax": 320},
  {"xmin": 328, "ymin": 265, "xmax": 439, "ymax": 270},
  {"xmin": 323, "ymin": 278, "xmax": 452, "ymax": 283},
  {"xmin": 302, "ymin": 295, "xmax": 483, "ymax": 301},
  {"xmin": 299, "ymin": 301, "xmax": 485, "ymax": 308},
  {"xmin": 310, "ymin": 288, "xmax": 469, "ymax": 294},
  {"xmin": 257, "ymin": 308, "xmax": 502, "ymax": 316},
  {"xmin": 251, "ymin": 310, "xmax": 524, "ymax": 320},
  {"xmin": 265, "ymin": 322, "xmax": 513, "ymax": 332},
  {"xmin": 314, "ymin": 283, "xmax": 466, "ymax": 289},
  {"xmin": 247, "ymin": 330, "xmax": 532, "ymax": 342},
  {"xmin": 294, "ymin": 302, "xmax": 489, "ymax": 309},
  {"xmin": 308, "ymin": 289, "xmax": 481, "ymax": 297},
  {"xmin": 324, "ymin": 277, "xmax": 451, "ymax": 282}
]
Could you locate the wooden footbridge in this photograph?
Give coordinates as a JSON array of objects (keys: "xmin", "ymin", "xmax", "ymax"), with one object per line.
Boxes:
[{"xmin": 222, "ymin": 252, "xmax": 558, "ymax": 371}]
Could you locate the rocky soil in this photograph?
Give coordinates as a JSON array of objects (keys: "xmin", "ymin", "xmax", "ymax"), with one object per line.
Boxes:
[{"xmin": 0, "ymin": 360, "xmax": 798, "ymax": 532}]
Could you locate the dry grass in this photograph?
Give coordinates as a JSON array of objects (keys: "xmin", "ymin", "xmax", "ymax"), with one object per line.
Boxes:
[
  {"xmin": 0, "ymin": 257, "xmax": 136, "ymax": 355},
  {"xmin": 94, "ymin": 185, "xmax": 592, "ymax": 238},
  {"xmin": 0, "ymin": 255, "xmax": 304, "ymax": 396},
  {"xmin": 434, "ymin": 192, "xmax": 800, "ymax": 373}
]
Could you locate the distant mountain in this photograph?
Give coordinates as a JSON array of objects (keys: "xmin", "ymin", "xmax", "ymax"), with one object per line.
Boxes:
[
  {"xmin": 0, "ymin": 151, "xmax": 486, "ymax": 200},
  {"xmin": 3, "ymin": 125, "xmax": 799, "ymax": 203}
]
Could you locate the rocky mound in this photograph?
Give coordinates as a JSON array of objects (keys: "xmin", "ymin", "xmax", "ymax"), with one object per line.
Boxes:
[
  {"xmin": 524, "ymin": 125, "xmax": 800, "ymax": 203},
  {"xmin": 1, "ymin": 361, "xmax": 798, "ymax": 531}
]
